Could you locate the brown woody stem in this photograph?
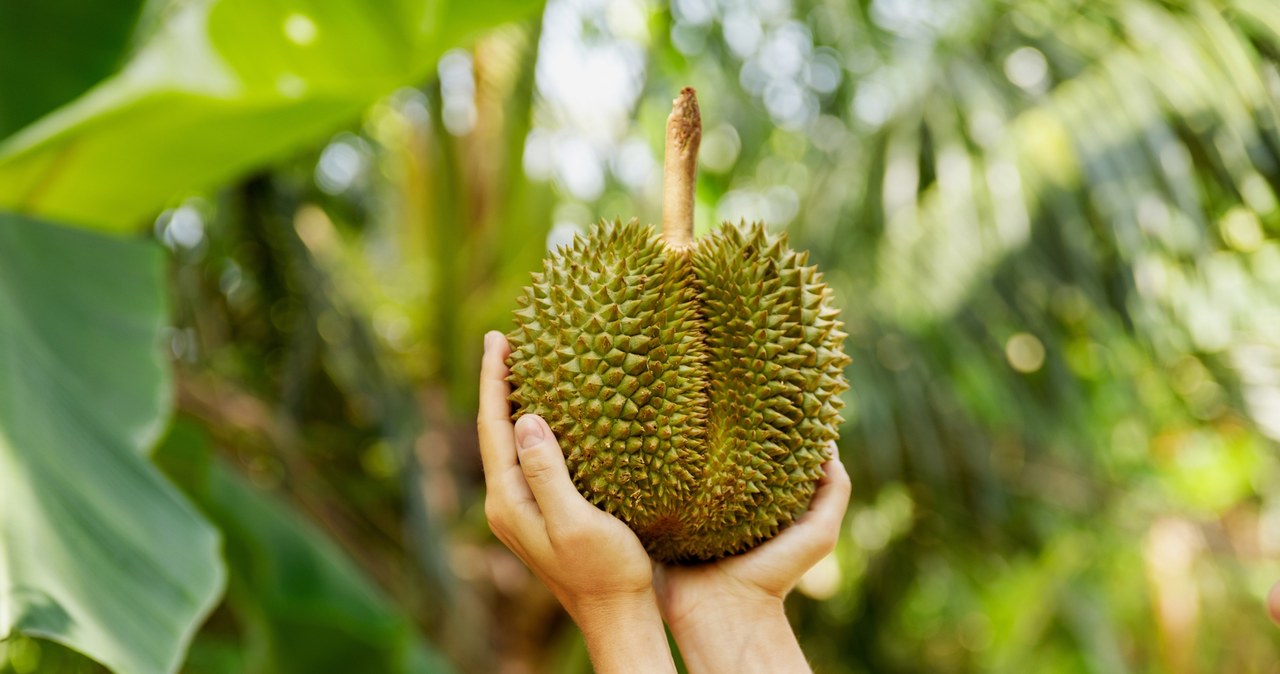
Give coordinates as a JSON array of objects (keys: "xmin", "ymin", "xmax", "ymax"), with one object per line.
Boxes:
[{"xmin": 662, "ymin": 87, "xmax": 701, "ymax": 249}]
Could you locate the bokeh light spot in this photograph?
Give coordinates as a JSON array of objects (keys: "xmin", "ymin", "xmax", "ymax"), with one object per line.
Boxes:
[
  {"xmin": 1004, "ymin": 46, "xmax": 1048, "ymax": 90},
  {"xmin": 1220, "ymin": 207, "xmax": 1264, "ymax": 252},
  {"xmin": 283, "ymin": 13, "xmax": 317, "ymax": 46},
  {"xmin": 797, "ymin": 552, "xmax": 842, "ymax": 599},
  {"xmin": 1006, "ymin": 332, "xmax": 1045, "ymax": 373},
  {"xmin": 700, "ymin": 123, "xmax": 741, "ymax": 173}
]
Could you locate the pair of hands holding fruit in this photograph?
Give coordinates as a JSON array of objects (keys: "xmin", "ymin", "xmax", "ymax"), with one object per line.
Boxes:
[
  {"xmin": 481, "ymin": 328, "xmax": 1280, "ymax": 671},
  {"xmin": 479, "ymin": 331, "xmax": 852, "ymax": 673}
]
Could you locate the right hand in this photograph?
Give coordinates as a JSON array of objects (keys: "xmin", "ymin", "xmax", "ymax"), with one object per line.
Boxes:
[
  {"xmin": 651, "ymin": 453, "xmax": 851, "ymax": 674},
  {"xmin": 653, "ymin": 452, "xmax": 852, "ymax": 630}
]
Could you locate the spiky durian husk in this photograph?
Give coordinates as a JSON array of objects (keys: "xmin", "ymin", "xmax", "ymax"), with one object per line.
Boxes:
[{"xmin": 506, "ymin": 219, "xmax": 850, "ymax": 563}]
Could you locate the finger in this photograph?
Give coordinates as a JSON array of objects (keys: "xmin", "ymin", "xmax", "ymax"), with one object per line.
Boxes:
[
  {"xmin": 797, "ymin": 455, "xmax": 852, "ymax": 531},
  {"xmin": 477, "ymin": 331, "xmax": 517, "ymax": 477},
  {"xmin": 485, "ymin": 481, "xmax": 550, "ymax": 563},
  {"xmin": 1269, "ymin": 581, "xmax": 1280, "ymax": 626},
  {"xmin": 498, "ymin": 464, "xmax": 537, "ymax": 505},
  {"xmin": 814, "ymin": 442, "xmax": 842, "ymax": 486},
  {"xmin": 770, "ymin": 455, "xmax": 851, "ymax": 565},
  {"xmin": 513, "ymin": 414, "xmax": 591, "ymax": 530},
  {"xmin": 492, "ymin": 526, "xmax": 554, "ymax": 580},
  {"xmin": 490, "ymin": 505, "xmax": 545, "ymax": 561}
]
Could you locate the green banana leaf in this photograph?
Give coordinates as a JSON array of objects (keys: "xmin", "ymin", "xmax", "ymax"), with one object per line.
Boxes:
[
  {"xmin": 0, "ymin": 0, "xmax": 544, "ymax": 233},
  {"xmin": 0, "ymin": 212, "xmax": 225, "ymax": 674}
]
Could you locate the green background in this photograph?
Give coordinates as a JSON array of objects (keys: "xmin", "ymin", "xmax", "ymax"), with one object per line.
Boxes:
[{"xmin": 0, "ymin": 0, "xmax": 1278, "ymax": 672}]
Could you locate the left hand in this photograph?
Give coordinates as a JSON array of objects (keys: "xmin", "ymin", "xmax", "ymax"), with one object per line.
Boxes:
[{"xmin": 478, "ymin": 331, "xmax": 674, "ymax": 673}]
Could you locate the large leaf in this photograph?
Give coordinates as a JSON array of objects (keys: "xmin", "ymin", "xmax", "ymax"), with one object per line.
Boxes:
[
  {"xmin": 0, "ymin": 212, "xmax": 224, "ymax": 674},
  {"xmin": 0, "ymin": 0, "xmax": 546, "ymax": 233},
  {"xmin": 156, "ymin": 421, "xmax": 454, "ymax": 674},
  {"xmin": 0, "ymin": 0, "xmax": 145, "ymax": 139}
]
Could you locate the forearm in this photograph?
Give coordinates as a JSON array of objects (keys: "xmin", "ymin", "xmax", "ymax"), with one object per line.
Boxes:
[
  {"xmin": 669, "ymin": 599, "xmax": 810, "ymax": 674},
  {"xmin": 574, "ymin": 594, "xmax": 678, "ymax": 674}
]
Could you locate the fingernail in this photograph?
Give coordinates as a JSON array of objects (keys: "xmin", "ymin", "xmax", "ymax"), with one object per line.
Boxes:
[
  {"xmin": 515, "ymin": 415, "xmax": 546, "ymax": 449},
  {"xmin": 483, "ymin": 331, "xmax": 501, "ymax": 354}
]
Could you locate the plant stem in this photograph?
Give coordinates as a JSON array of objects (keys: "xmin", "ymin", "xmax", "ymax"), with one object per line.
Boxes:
[{"xmin": 662, "ymin": 87, "xmax": 700, "ymax": 249}]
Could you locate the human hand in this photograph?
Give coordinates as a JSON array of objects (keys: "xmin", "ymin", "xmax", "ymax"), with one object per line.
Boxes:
[
  {"xmin": 655, "ymin": 450, "xmax": 851, "ymax": 626},
  {"xmin": 653, "ymin": 452, "xmax": 851, "ymax": 673},
  {"xmin": 477, "ymin": 331, "xmax": 675, "ymax": 673}
]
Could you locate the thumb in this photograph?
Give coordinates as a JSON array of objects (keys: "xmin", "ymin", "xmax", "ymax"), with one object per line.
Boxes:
[{"xmin": 514, "ymin": 415, "xmax": 588, "ymax": 523}]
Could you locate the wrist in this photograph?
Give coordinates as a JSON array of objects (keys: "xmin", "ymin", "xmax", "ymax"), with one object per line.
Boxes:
[
  {"xmin": 571, "ymin": 590, "xmax": 677, "ymax": 674},
  {"xmin": 570, "ymin": 588, "xmax": 660, "ymax": 631},
  {"xmin": 563, "ymin": 584, "xmax": 655, "ymax": 625},
  {"xmin": 666, "ymin": 598, "xmax": 809, "ymax": 674},
  {"xmin": 662, "ymin": 590, "xmax": 786, "ymax": 638}
]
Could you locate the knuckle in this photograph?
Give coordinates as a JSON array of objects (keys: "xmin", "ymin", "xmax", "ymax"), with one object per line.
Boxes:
[
  {"xmin": 519, "ymin": 451, "xmax": 557, "ymax": 484},
  {"xmin": 484, "ymin": 497, "xmax": 507, "ymax": 527}
]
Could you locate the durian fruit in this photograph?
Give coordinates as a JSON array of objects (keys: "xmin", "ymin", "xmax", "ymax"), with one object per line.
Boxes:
[{"xmin": 506, "ymin": 88, "xmax": 850, "ymax": 563}]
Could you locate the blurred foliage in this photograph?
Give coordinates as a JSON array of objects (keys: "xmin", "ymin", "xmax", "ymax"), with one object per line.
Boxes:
[
  {"xmin": 4, "ymin": 0, "xmax": 1280, "ymax": 673},
  {"xmin": 0, "ymin": 0, "xmax": 542, "ymax": 671},
  {"xmin": 154, "ymin": 421, "xmax": 453, "ymax": 674},
  {"xmin": 0, "ymin": 0, "xmax": 543, "ymax": 231}
]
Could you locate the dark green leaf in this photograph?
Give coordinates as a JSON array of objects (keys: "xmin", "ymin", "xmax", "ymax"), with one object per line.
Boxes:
[{"xmin": 0, "ymin": 0, "xmax": 146, "ymax": 139}]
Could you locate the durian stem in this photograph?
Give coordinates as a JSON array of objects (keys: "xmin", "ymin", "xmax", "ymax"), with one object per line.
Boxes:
[{"xmin": 662, "ymin": 87, "xmax": 701, "ymax": 249}]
